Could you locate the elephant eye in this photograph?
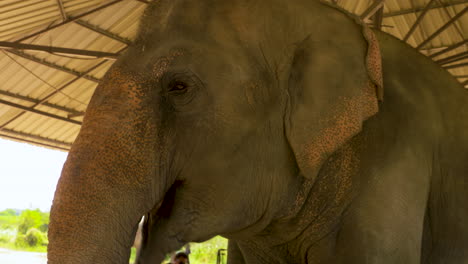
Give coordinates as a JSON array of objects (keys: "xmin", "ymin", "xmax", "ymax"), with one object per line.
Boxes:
[
  {"xmin": 168, "ymin": 81, "xmax": 189, "ymax": 94},
  {"xmin": 163, "ymin": 72, "xmax": 201, "ymax": 107}
]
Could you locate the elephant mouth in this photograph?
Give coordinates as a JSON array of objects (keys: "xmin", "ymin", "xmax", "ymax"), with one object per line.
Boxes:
[
  {"xmin": 136, "ymin": 179, "xmax": 186, "ymax": 263},
  {"xmin": 154, "ymin": 179, "xmax": 185, "ymax": 218}
]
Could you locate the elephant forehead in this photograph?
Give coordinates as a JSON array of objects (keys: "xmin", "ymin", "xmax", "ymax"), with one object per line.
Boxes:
[
  {"xmin": 104, "ymin": 68, "xmax": 140, "ymax": 89},
  {"xmin": 141, "ymin": 0, "xmax": 266, "ymax": 45},
  {"xmin": 86, "ymin": 67, "xmax": 152, "ymax": 117},
  {"xmin": 107, "ymin": 69, "xmax": 146, "ymax": 105},
  {"xmin": 151, "ymin": 50, "xmax": 185, "ymax": 80}
]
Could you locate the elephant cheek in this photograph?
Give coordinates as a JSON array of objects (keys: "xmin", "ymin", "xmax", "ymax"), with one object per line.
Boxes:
[{"xmin": 47, "ymin": 68, "xmax": 172, "ymax": 264}]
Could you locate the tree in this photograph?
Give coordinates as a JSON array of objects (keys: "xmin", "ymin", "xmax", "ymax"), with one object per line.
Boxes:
[
  {"xmin": 0, "ymin": 209, "xmax": 17, "ymax": 216},
  {"xmin": 17, "ymin": 209, "xmax": 43, "ymax": 234}
]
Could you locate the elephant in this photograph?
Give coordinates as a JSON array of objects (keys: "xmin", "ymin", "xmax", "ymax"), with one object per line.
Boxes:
[{"xmin": 47, "ymin": 0, "xmax": 468, "ymax": 263}]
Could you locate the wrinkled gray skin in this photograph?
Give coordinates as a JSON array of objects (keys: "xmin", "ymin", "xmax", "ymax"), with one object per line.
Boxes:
[{"xmin": 48, "ymin": 0, "xmax": 468, "ymax": 263}]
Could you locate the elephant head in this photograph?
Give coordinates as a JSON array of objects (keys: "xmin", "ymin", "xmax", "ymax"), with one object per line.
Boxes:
[{"xmin": 48, "ymin": 0, "xmax": 381, "ymax": 263}]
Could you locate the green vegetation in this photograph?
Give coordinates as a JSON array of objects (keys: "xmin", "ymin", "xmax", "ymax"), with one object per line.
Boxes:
[
  {"xmin": 129, "ymin": 236, "xmax": 228, "ymax": 264},
  {"xmin": 0, "ymin": 209, "xmax": 228, "ymax": 263},
  {"xmin": 0, "ymin": 209, "xmax": 48, "ymax": 252},
  {"xmin": 189, "ymin": 236, "xmax": 228, "ymax": 264},
  {"xmin": 0, "ymin": 209, "xmax": 20, "ymax": 230}
]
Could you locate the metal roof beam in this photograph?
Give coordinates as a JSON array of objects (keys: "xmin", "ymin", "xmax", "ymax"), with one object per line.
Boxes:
[
  {"xmin": 0, "ymin": 90, "xmax": 84, "ymax": 116},
  {"xmin": 16, "ymin": 0, "xmax": 123, "ymax": 43},
  {"xmin": 68, "ymin": 112, "xmax": 85, "ymax": 118},
  {"xmin": 6, "ymin": 50, "xmax": 100, "ymax": 83},
  {"xmin": 35, "ymin": 61, "xmax": 106, "ymax": 106},
  {"xmin": 436, "ymin": 51, "xmax": 468, "ymax": 65},
  {"xmin": 416, "ymin": 6, "xmax": 468, "ymax": 49},
  {"xmin": 0, "ymin": 130, "xmax": 71, "ymax": 150},
  {"xmin": 373, "ymin": 6, "xmax": 384, "ymax": 29},
  {"xmin": 361, "ymin": 0, "xmax": 386, "ymax": 22},
  {"xmin": 403, "ymin": 0, "xmax": 437, "ymax": 42},
  {"xmin": 422, "ymin": 44, "xmax": 460, "ymax": 52},
  {"xmin": 384, "ymin": 0, "xmax": 468, "ymax": 17},
  {"xmin": 0, "ymin": 98, "xmax": 82, "ymax": 125},
  {"xmin": 443, "ymin": 61, "xmax": 468, "ymax": 69},
  {"xmin": 428, "ymin": 39, "xmax": 467, "ymax": 58},
  {"xmin": 0, "ymin": 61, "xmax": 105, "ymax": 130},
  {"xmin": 74, "ymin": 19, "xmax": 132, "ymax": 45},
  {"xmin": 56, "ymin": 0, "xmax": 68, "ymax": 21},
  {"xmin": 437, "ymin": 0, "xmax": 465, "ymax": 42},
  {"xmin": 462, "ymin": 80, "xmax": 468, "ymax": 88},
  {"xmin": 0, "ymin": 41, "xmax": 118, "ymax": 59}
]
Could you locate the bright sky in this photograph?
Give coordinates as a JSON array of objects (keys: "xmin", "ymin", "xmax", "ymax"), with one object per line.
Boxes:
[{"xmin": 0, "ymin": 138, "xmax": 67, "ymax": 212}]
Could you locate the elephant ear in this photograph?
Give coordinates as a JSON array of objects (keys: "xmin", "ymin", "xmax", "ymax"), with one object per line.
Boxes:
[{"xmin": 286, "ymin": 26, "xmax": 383, "ymax": 180}]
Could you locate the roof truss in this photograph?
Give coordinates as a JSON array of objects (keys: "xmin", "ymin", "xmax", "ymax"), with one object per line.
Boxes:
[
  {"xmin": 0, "ymin": 0, "xmax": 466, "ymax": 150},
  {"xmin": 383, "ymin": 0, "xmax": 468, "ymax": 17},
  {"xmin": 0, "ymin": 41, "xmax": 119, "ymax": 59}
]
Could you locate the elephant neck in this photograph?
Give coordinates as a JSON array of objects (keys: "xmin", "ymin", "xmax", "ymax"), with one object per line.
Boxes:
[{"xmin": 238, "ymin": 139, "xmax": 362, "ymax": 263}]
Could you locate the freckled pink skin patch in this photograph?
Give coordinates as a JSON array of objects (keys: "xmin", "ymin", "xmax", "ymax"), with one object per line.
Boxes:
[
  {"xmin": 152, "ymin": 50, "xmax": 184, "ymax": 80},
  {"xmin": 302, "ymin": 81, "xmax": 379, "ymax": 176},
  {"xmin": 299, "ymin": 26, "xmax": 382, "ymax": 179},
  {"xmin": 363, "ymin": 26, "xmax": 384, "ymax": 100}
]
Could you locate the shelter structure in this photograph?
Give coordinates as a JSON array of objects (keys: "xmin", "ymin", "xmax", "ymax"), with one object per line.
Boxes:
[{"xmin": 0, "ymin": 0, "xmax": 466, "ymax": 150}]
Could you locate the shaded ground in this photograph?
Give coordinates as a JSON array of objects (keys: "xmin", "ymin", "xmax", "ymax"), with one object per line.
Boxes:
[{"xmin": 0, "ymin": 248, "xmax": 46, "ymax": 264}]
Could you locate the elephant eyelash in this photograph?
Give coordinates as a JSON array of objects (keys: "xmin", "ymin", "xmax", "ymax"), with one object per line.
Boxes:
[
  {"xmin": 162, "ymin": 71, "xmax": 203, "ymax": 109},
  {"xmin": 163, "ymin": 71, "xmax": 196, "ymax": 94},
  {"xmin": 168, "ymin": 80, "xmax": 189, "ymax": 94}
]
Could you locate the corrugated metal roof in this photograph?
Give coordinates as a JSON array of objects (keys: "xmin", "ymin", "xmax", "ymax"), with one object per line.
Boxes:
[{"xmin": 0, "ymin": 0, "xmax": 466, "ymax": 151}]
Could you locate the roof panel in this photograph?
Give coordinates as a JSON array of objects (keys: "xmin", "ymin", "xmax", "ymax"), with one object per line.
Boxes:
[
  {"xmin": 0, "ymin": 0, "xmax": 466, "ymax": 150},
  {"xmin": 0, "ymin": 107, "xmax": 23, "ymax": 127}
]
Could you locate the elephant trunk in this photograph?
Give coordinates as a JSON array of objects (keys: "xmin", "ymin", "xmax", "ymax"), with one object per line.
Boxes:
[{"xmin": 48, "ymin": 67, "xmax": 172, "ymax": 263}]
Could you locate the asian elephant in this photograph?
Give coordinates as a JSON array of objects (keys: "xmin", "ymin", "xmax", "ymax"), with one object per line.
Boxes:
[{"xmin": 47, "ymin": 0, "xmax": 468, "ymax": 263}]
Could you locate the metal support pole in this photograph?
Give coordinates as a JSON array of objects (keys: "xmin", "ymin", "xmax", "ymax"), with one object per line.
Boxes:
[{"xmin": 0, "ymin": 41, "xmax": 118, "ymax": 59}]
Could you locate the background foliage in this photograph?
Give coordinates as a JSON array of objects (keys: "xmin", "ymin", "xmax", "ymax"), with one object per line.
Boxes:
[
  {"xmin": 129, "ymin": 236, "xmax": 228, "ymax": 264},
  {"xmin": 0, "ymin": 209, "xmax": 49, "ymax": 252},
  {"xmin": 189, "ymin": 236, "xmax": 227, "ymax": 264},
  {"xmin": 0, "ymin": 209, "xmax": 228, "ymax": 263}
]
